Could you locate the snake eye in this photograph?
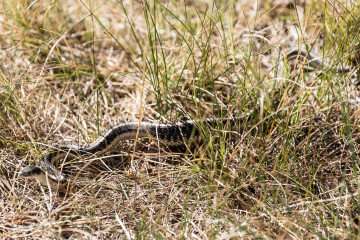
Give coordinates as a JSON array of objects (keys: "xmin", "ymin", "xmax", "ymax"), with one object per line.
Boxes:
[{"xmin": 19, "ymin": 166, "xmax": 43, "ymax": 177}]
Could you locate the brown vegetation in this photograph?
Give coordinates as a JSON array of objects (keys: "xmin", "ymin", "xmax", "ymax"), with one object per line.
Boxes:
[{"xmin": 1, "ymin": 0, "xmax": 360, "ymax": 239}]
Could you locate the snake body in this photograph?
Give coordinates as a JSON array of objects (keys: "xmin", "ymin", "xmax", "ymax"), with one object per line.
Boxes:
[
  {"xmin": 277, "ymin": 48, "xmax": 352, "ymax": 73},
  {"xmin": 20, "ymin": 118, "xmax": 241, "ymax": 188},
  {"xmin": 20, "ymin": 48, "xmax": 354, "ymax": 189}
]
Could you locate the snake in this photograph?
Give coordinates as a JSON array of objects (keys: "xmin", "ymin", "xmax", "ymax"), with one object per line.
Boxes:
[
  {"xmin": 19, "ymin": 48, "xmax": 354, "ymax": 189},
  {"xmin": 19, "ymin": 118, "xmax": 244, "ymax": 189}
]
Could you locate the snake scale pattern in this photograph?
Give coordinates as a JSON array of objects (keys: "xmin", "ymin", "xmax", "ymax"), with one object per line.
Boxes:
[{"xmin": 20, "ymin": 118, "xmax": 242, "ymax": 188}]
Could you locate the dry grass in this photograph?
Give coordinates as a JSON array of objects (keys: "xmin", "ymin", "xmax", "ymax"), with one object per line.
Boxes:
[{"xmin": 1, "ymin": 0, "xmax": 360, "ymax": 239}]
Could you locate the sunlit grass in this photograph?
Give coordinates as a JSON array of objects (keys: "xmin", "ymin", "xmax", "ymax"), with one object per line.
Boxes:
[{"xmin": 1, "ymin": 0, "xmax": 360, "ymax": 239}]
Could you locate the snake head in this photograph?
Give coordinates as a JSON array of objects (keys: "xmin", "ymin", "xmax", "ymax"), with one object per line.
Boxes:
[
  {"xmin": 20, "ymin": 165, "xmax": 43, "ymax": 178},
  {"xmin": 20, "ymin": 165, "xmax": 67, "ymax": 189}
]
